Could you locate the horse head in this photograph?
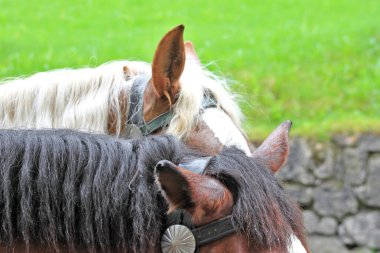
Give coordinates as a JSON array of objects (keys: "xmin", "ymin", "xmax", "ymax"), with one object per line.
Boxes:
[
  {"xmin": 155, "ymin": 121, "xmax": 310, "ymax": 253},
  {"xmin": 0, "ymin": 122, "xmax": 309, "ymax": 253},
  {"xmin": 0, "ymin": 25, "xmax": 251, "ymax": 155},
  {"xmin": 122, "ymin": 25, "xmax": 252, "ymax": 155}
]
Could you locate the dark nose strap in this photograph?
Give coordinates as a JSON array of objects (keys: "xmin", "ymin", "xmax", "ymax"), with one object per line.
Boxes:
[
  {"xmin": 192, "ymin": 215, "xmax": 235, "ymax": 247},
  {"xmin": 166, "ymin": 210, "xmax": 236, "ymax": 252}
]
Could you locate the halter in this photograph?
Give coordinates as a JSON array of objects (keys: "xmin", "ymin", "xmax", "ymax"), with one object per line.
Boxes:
[
  {"xmin": 125, "ymin": 75, "xmax": 218, "ymax": 137},
  {"xmin": 127, "ymin": 75, "xmax": 237, "ymax": 252},
  {"xmin": 160, "ymin": 157, "xmax": 237, "ymax": 253}
]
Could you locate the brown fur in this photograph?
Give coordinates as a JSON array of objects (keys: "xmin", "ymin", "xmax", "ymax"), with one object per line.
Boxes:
[
  {"xmin": 107, "ymin": 89, "xmax": 128, "ymax": 135},
  {"xmin": 156, "ymin": 122, "xmax": 311, "ymax": 253},
  {"xmin": 147, "ymin": 25, "xmax": 185, "ymax": 120},
  {"xmin": 253, "ymin": 121, "xmax": 291, "ymax": 173},
  {"xmin": 108, "ymin": 25, "xmax": 228, "ymax": 155},
  {"xmin": 185, "ymin": 122, "xmax": 224, "ymax": 155}
]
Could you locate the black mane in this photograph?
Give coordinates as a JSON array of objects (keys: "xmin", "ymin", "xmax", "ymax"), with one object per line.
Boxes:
[
  {"xmin": 0, "ymin": 129, "xmax": 304, "ymax": 252},
  {"xmin": 205, "ymin": 148, "xmax": 304, "ymax": 252},
  {"xmin": 0, "ymin": 130, "xmax": 194, "ymax": 252}
]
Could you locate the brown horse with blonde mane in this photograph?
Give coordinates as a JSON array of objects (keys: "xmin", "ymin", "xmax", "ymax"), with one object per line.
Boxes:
[
  {"xmin": 0, "ymin": 25, "xmax": 251, "ymax": 155},
  {"xmin": 0, "ymin": 122, "xmax": 309, "ymax": 253}
]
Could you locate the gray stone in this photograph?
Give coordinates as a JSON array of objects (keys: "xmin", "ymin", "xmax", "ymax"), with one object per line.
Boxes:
[
  {"xmin": 343, "ymin": 148, "xmax": 366, "ymax": 186},
  {"xmin": 308, "ymin": 235, "xmax": 349, "ymax": 253},
  {"xmin": 277, "ymin": 138, "xmax": 315, "ymax": 185},
  {"xmin": 359, "ymin": 135, "xmax": 380, "ymax": 153},
  {"xmin": 333, "ymin": 135, "xmax": 359, "ymax": 147},
  {"xmin": 355, "ymin": 154, "xmax": 380, "ymax": 207},
  {"xmin": 313, "ymin": 183, "xmax": 358, "ymax": 219},
  {"xmin": 340, "ymin": 211, "xmax": 380, "ymax": 248},
  {"xmin": 334, "ymin": 150, "xmax": 346, "ymax": 181},
  {"xmin": 271, "ymin": 135, "xmax": 380, "ymax": 252},
  {"xmin": 339, "ymin": 221, "xmax": 355, "ymax": 246},
  {"xmin": 284, "ymin": 184, "xmax": 313, "ymax": 206},
  {"xmin": 313, "ymin": 144, "xmax": 335, "ymax": 179},
  {"xmin": 317, "ymin": 216, "xmax": 338, "ymax": 235},
  {"xmin": 303, "ymin": 210, "xmax": 338, "ymax": 235},
  {"xmin": 312, "ymin": 142, "xmax": 329, "ymax": 166},
  {"xmin": 303, "ymin": 210, "xmax": 319, "ymax": 234}
]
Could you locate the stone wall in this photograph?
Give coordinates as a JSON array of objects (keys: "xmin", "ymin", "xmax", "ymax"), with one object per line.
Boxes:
[{"xmin": 275, "ymin": 135, "xmax": 380, "ymax": 253}]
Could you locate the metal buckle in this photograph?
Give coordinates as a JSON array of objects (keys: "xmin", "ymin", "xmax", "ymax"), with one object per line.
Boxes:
[{"xmin": 161, "ymin": 225, "xmax": 196, "ymax": 253}]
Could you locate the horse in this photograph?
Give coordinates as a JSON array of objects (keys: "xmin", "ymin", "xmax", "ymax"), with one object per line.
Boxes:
[
  {"xmin": 0, "ymin": 121, "xmax": 309, "ymax": 253},
  {"xmin": 0, "ymin": 25, "xmax": 251, "ymax": 155}
]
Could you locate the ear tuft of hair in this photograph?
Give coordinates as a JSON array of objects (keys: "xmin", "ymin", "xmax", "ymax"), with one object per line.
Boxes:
[{"xmin": 155, "ymin": 160, "xmax": 194, "ymax": 211}]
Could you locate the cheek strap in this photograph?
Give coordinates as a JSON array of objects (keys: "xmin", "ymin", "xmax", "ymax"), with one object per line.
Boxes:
[
  {"xmin": 125, "ymin": 74, "xmax": 218, "ymax": 138},
  {"xmin": 192, "ymin": 215, "xmax": 235, "ymax": 247},
  {"xmin": 164, "ymin": 209, "xmax": 236, "ymax": 253},
  {"xmin": 127, "ymin": 75, "xmax": 174, "ymax": 136}
]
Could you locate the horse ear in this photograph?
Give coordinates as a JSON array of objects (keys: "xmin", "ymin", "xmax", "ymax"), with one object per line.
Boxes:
[
  {"xmin": 185, "ymin": 41, "xmax": 201, "ymax": 64},
  {"xmin": 156, "ymin": 160, "xmax": 234, "ymax": 224},
  {"xmin": 155, "ymin": 160, "xmax": 193, "ymax": 210},
  {"xmin": 253, "ymin": 121, "xmax": 292, "ymax": 173},
  {"xmin": 152, "ymin": 25, "xmax": 185, "ymax": 103}
]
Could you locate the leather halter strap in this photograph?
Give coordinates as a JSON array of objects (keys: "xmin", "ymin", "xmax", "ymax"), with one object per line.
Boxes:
[
  {"xmin": 126, "ymin": 74, "xmax": 235, "ymax": 250},
  {"xmin": 166, "ymin": 209, "xmax": 235, "ymax": 249},
  {"xmin": 126, "ymin": 74, "xmax": 217, "ymax": 137},
  {"xmin": 192, "ymin": 215, "xmax": 235, "ymax": 247}
]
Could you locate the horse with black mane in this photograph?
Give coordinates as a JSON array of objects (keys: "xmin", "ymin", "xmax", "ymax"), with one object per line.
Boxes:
[
  {"xmin": 0, "ymin": 122, "xmax": 309, "ymax": 253},
  {"xmin": 0, "ymin": 25, "xmax": 251, "ymax": 155}
]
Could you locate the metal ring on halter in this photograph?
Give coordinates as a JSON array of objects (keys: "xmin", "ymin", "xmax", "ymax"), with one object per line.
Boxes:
[{"xmin": 161, "ymin": 224, "xmax": 196, "ymax": 253}]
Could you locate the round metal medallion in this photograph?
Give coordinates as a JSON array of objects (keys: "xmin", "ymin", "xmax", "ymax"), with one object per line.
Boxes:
[
  {"xmin": 161, "ymin": 224, "xmax": 196, "ymax": 253},
  {"xmin": 124, "ymin": 124, "xmax": 143, "ymax": 138}
]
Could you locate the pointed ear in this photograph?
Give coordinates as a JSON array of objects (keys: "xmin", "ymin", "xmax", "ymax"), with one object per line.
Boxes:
[
  {"xmin": 185, "ymin": 41, "xmax": 201, "ymax": 64},
  {"xmin": 152, "ymin": 25, "xmax": 185, "ymax": 103},
  {"xmin": 155, "ymin": 160, "xmax": 193, "ymax": 210},
  {"xmin": 253, "ymin": 121, "xmax": 292, "ymax": 173},
  {"xmin": 156, "ymin": 160, "xmax": 234, "ymax": 224}
]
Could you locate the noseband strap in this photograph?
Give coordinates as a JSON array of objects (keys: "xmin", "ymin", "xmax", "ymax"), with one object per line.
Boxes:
[
  {"xmin": 192, "ymin": 215, "xmax": 235, "ymax": 247},
  {"xmin": 165, "ymin": 210, "xmax": 235, "ymax": 252},
  {"xmin": 126, "ymin": 75, "xmax": 217, "ymax": 137}
]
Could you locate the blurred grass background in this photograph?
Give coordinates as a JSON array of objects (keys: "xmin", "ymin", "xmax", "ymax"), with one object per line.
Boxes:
[{"xmin": 1, "ymin": 0, "xmax": 379, "ymax": 140}]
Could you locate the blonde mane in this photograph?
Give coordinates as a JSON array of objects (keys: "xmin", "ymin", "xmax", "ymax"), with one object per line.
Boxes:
[
  {"xmin": 0, "ymin": 59, "xmax": 243, "ymax": 139},
  {"xmin": 169, "ymin": 58, "xmax": 244, "ymax": 138}
]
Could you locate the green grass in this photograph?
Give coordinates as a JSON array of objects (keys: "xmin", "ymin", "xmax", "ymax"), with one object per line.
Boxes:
[{"xmin": 1, "ymin": 0, "xmax": 379, "ymax": 140}]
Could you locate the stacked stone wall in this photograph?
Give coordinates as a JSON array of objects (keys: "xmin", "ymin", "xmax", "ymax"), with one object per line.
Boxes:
[{"xmin": 274, "ymin": 135, "xmax": 380, "ymax": 253}]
